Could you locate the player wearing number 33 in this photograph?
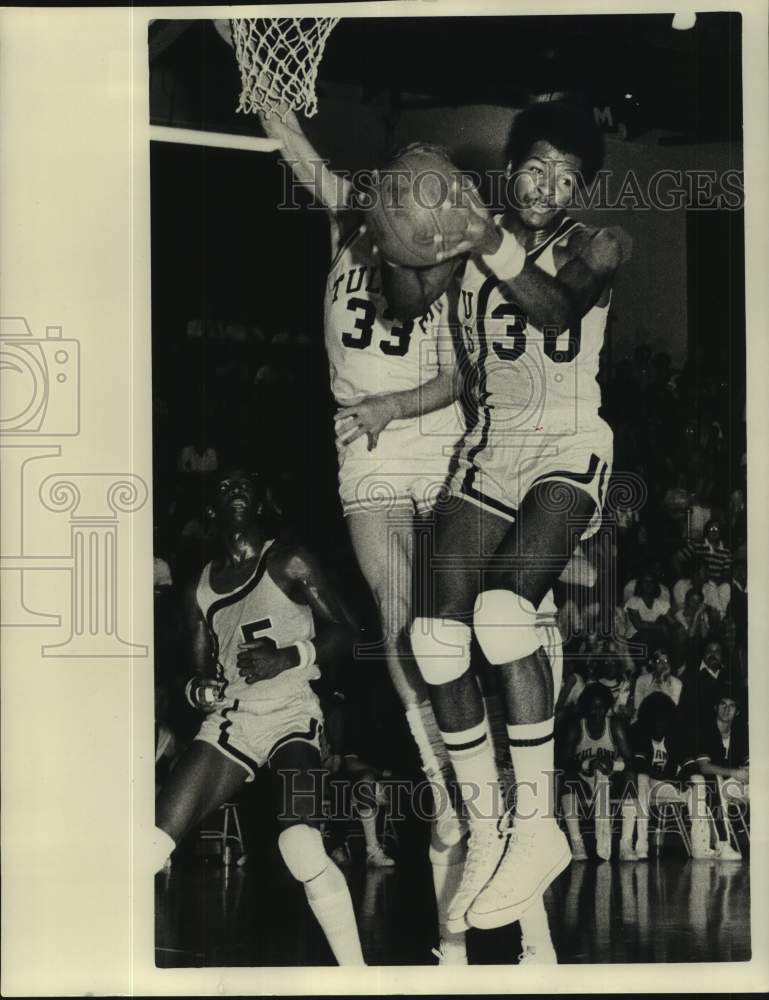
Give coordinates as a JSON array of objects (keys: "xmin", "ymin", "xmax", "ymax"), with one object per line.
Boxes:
[
  {"xmin": 151, "ymin": 468, "xmax": 366, "ymax": 965},
  {"xmin": 384, "ymin": 102, "xmax": 632, "ymax": 933}
]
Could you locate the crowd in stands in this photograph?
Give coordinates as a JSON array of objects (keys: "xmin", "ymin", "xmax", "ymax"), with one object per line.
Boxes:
[{"xmin": 153, "ymin": 322, "xmax": 749, "ymax": 865}]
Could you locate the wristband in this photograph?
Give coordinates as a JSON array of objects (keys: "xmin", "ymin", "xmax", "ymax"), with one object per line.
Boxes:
[
  {"xmin": 581, "ymin": 758, "xmax": 592, "ymax": 775},
  {"xmin": 612, "ymin": 759, "xmax": 626, "ymax": 773},
  {"xmin": 481, "ymin": 227, "xmax": 526, "ymax": 280},
  {"xmin": 185, "ymin": 678, "xmax": 222, "ymax": 709},
  {"xmin": 293, "ymin": 639, "xmax": 317, "ymax": 670}
]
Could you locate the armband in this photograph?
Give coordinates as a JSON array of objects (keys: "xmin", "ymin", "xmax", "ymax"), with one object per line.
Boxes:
[
  {"xmin": 481, "ymin": 227, "xmax": 526, "ymax": 281},
  {"xmin": 292, "ymin": 639, "xmax": 317, "ymax": 670}
]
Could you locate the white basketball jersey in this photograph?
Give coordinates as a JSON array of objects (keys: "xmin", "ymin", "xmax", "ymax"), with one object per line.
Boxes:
[
  {"xmin": 324, "ymin": 226, "xmax": 453, "ymax": 425},
  {"xmin": 575, "ymin": 718, "xmax": 617, "ymax": 768},
  {"xmin": 458, "ymin": 216, "xmax": 609, "ymax": 435},
  {"xmin": 196, "ymin": 541, "xmax": 320, "ymax": 704}
]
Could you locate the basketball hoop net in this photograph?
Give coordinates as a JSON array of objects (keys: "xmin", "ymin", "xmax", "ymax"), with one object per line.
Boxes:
[{"xmin": 229, "ymin": 18, "xmax": 339, "ymax": 120}]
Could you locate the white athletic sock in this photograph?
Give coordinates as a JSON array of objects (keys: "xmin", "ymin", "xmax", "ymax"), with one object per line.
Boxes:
[
  {"xmin": 620, "ymin": 799, "xmax": 636, "ymax": 846},
  {"xmin": 442, "ymin": 718, "xmax": 502, "ymax": 823},
  {"xmin": 429, "ymin": 834, "xmax": 467, "ymax": 956},
  {"xmin": 358, "ymin": 808, "xmax": 379, "ymax": 852},
  {"xmin": 506, "ymin": 719, "xmax": 556, "ymax": 822},
  {"xmin": 305, "ymin": 860, "xmax": 366, "ymax": 965},
  {"xmin": 519, "ymin": 896, "xmax": 554, "ymax": 952},
  {"xmin": 406, "ymin": 702, "xmax": 455, "ymax": 808},
  {"xmin": 151, "ymin": 826, "xmax": 176, "ymax": 874}
]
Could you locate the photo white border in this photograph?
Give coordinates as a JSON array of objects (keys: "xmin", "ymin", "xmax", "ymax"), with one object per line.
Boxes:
[{"xmin": 1, "ymin": 1, "xmax": 767, "ymax": 994}]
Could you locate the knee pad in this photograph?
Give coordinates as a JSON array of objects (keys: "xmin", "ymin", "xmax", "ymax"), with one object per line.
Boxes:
[
  {"xmin": 409, "ymin": 617, "xmax": 471, "ymax": 686},
  {"xmin": 278, "ymin": 824, "xmax": 328, "ymax": 883},
  {"xmin": 473, "ymin": 590, "xmax": 540, "ymax": 664}
]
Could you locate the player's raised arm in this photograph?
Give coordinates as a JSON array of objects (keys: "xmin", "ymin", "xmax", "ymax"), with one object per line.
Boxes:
[
  {"xmin": 258, "ymin": 106, "xmax": 352, "ymax": 216},
  {"xmin": 433, "ymin": 183, "xmax": 631, "ymax": 330}
]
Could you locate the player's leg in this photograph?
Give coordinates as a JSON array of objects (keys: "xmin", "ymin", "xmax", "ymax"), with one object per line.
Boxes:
[
  {"xmin": 409, "ymin": 497, "xmax": 511, "ymax": 932},
  {"xmin": 346, "ymin": 507, "xmax": 460, "ymax": 845},
  {"xmin": 269, "ymin": 739, "xmax": 366, "ymax": 965},
  {"xmin": 468, "ymin": 480, "xmax": 594, "ymax": 928},
  {"xmin": 344, "ymin": 759, "xmax": 395, "ymax": 867},
  {"xmin": 153, "ymin": 741, "xmax": 249, "ymax": 873},
  {"xmin": 484, "ymin": 686, "xmax": 557, "ymax": 962}
]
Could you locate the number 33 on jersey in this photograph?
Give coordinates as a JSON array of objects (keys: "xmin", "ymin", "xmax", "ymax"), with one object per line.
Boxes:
[{"xmin": 324, "ymin": 226, "xmax": 447, "ymax": 404}]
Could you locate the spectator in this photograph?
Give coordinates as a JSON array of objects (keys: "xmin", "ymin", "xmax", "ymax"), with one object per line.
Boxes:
[
  {"xmin": 623, "ymin": 571, "xmax": 672, "ymax": 653},
  {"xmin": 630, "ymin": 693, "xmax": 714, "ymax": 859},
  {"xmin": 622, "ymin": 570, "xmax": 671, "ymax": 607},
  {"xmin": 177, "ymin": 430, "xmax": 219, "ymax": 475},
  {"xmin": 692, "ymin": 688, "xmax": 749, "ymax": 860},
  {"xmin": 675, "ymin": 519, "xmax": 732, "ymax": 590},
  {"xmin": 592, "ymin": 640, "xmax": 634, "ymax": 720},
  {"xmin": 678, "ymin": 640, "xmax": 731, "ymax": 726},
  {"xmin": 632, "ymin": 647, "xmax": 683, "ymax": 719},
  {"xmin": 729, "ymin": 560, "xmax": 747, "ymax": 647},
  {"xmin": 559, "ymin": 684, "xmax": 636, "ymax": 861},
  {"xmin": 671, "ymin": 587, "xmax": 710, "ymax": 668}
]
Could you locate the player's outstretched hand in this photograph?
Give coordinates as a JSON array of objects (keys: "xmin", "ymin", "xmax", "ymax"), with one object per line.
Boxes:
[
  {"xmin": 583, "ymin": 226, "xmax": 633, "ymax": 273},
  {"xmin": 335, "ymin": 394, "xmax": 400, "ymax": 451},
  {"xmin": 434, "ymin": 178, "xmax": 502, "ymax": 262},
  {"xmin": 237, "ymin": 637, "xmax": 296, "ymax": 683}
]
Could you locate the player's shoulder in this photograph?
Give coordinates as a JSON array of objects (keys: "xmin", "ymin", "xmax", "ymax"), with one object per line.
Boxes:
[{"xmin": 269, "ymin": 540, "xmax": 318, "ymax": 582}]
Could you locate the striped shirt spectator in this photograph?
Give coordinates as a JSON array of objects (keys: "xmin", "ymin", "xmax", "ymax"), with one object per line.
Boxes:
[{"xmin": 677, "ymin": 521, "xmax": 732, "ymax": 584}]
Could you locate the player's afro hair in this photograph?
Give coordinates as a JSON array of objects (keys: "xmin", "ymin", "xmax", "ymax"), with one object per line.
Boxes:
[
  {"xmin": 577, "ymin": 682, "xmax": 615, "ymax": 717},
  {"xmin": 505, "ymin": 101, "xmax": 605, "ymax": 187},
  {"xmin": 637, "ymin": 691, "xmax": 677, "ymax": 734}
]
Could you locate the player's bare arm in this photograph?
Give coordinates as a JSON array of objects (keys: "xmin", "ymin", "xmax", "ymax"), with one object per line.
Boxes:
[
  {"xmin": 236, "ymin": 545, "xmax": 357, "ymax": 684},
  {"xmin": 334, "ymin": 320, "xmax": 460, "ymax": 450},
  {"xmin": 434, "ymin": 184, "xmax": 631, "ymax": 329},
  {"xmin": 181, "ymin": 580, "xmax": 220, "ymax": 711},
  {"xmin": 256, "ymin": 104, "xmax": 362, "ymax": 253},
  {"xmin": 610, "ymin": 717, "xmax": 634, "ymax": 768}
]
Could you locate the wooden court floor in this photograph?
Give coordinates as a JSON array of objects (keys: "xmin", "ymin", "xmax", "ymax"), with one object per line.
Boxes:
[{"xmin": 156, "ymin": 846, "xmax": 750, "ymax": 967}]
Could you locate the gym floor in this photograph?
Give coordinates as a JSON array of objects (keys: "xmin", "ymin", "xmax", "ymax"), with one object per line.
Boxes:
[{"xmin": 155, "ymin": 838, "xmax": 751, "ymax": 967}]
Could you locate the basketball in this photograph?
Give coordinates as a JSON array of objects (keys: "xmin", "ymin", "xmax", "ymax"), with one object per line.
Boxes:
[{"xmin": 364, "ymin": 148, "xmax": 476, "ymax": 267}]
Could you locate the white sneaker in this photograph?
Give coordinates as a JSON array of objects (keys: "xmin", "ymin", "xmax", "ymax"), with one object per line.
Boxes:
[
  {"xmin": 571, "ymin": 836, "xmax": 588, "ymax": 861},
  {"xmin": 635, "ymin": 841, "xmax": 649, "ymax": 860},
  {"xmin": 692, "ymin": 846, "xmax": 719, "ymax": 860},
  {"xmin": 717, "ymin": 840, "xmax": 742, "ymax": 861},
  {"xmin": 596, "ymin": 820, "xmax": 612, "ymax": 861},
  {"xmin": 431, "ymin": 938, "xmax": 468, "ymax": 965},
  {"xmin": 445, "ymin": 819, "xmax": 508, "ymax": 933},
  {"xmin": 518, "ymin": 943, "xmax": 558, "ymax": 965},
  {"xmin": 366, "ymin": 844, "xmax": 396, "ymax": 868},
  {"xmin": 467, "ymin": 820, "xmax": 571, "ymax": 930}
]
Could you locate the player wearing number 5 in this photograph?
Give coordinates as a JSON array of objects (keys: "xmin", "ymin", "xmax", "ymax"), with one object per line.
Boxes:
[
  {"xmin": 257, "ymin": 105, "xmax": 475, "ymax": 962},
  {"xmin": 151, "ymin": 469, "xmax": 366, "ymax": 965},
  {"xmin": 385, "ymin": 102, "xmax": 633, "ymax": 932}
]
